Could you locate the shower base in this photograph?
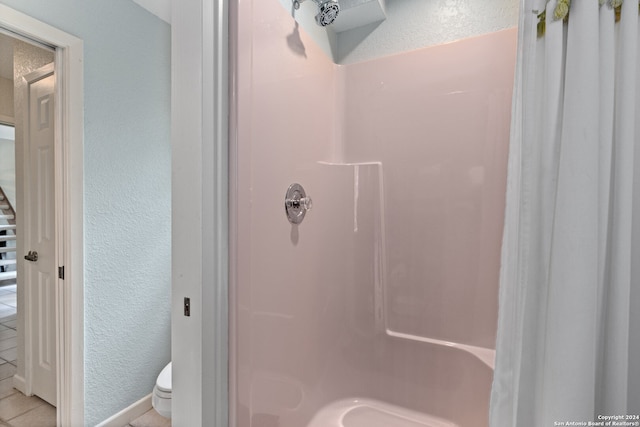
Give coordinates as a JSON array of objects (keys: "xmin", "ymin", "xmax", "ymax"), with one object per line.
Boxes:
[{"xmin": 307, "ymin": 398, "xmax": 458, "ymax": 427}]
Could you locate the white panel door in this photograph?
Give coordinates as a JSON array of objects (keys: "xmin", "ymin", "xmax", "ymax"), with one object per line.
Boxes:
[{"xmin": 25, "ymin": 64, "xmax": 56, "ymax": 407}]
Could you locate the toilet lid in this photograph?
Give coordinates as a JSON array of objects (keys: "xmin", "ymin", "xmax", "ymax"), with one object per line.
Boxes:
[{"xmin": 156, "ymin": 362, "xmax": 172, "ymax": 393}]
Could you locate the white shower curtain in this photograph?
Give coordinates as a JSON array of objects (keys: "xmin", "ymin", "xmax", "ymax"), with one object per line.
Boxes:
[{"xmin": 491, "ymin": 0, "xmax": 640, "ymax": 425}]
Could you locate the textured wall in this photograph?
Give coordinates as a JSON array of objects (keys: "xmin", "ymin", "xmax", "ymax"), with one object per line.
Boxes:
[
  {"xmin": 338, "ymin": 0, "xmax": 519, "ymax": 63},
  {"xmin": 277, "ymin": 0, "xmax": 518, "ymax": 64},
  {"xmin": 0, "ymin": 1, "xmax": 171, "ymax": 425},
  {"xmin": 0, "ymin": 77, "xmax": 13, "ymax": 120}
]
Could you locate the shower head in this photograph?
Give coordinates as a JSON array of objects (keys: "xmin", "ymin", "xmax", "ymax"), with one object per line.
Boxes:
[
  {"xmin": 315, "ymin": 0, "xmax": 340, "ymax": 26},
  {"xmin": 293, "ymin": 0, "xmax": 340, "ymax": 27}
]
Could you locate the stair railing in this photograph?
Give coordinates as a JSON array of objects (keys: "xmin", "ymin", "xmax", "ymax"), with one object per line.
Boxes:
[{"xmin": 0, "ymin": 186, "xmax": 16, "ymax": 274}]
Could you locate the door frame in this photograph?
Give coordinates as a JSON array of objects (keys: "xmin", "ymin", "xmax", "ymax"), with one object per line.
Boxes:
[
  {"xmin": 172, "ymin": 0, "xmax": 228, "ymax": 425},
  {"xmin": 0, "ymin": 5, "xmax": 84, "ymax": 426}
]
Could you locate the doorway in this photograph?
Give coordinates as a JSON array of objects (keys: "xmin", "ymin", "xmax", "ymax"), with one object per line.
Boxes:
[
  {"xmin": 0, "ymin": 4, "xmax": 84, "ymax": 426},
  {"xmin": 0, "ymin": 30, "xmax": 57, "ymax": 426}
]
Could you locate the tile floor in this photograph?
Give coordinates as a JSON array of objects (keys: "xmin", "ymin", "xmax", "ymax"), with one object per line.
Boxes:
[
  {"xmin": 0, "ymin": 282, "xmax": 57, "ymax": 427},
  {"xmin": 124, "ymin": 409, "xmax": 171, "ymax": 427}
]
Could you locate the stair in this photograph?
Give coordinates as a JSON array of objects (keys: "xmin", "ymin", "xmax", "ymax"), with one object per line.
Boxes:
[
  {"xmin": 0, "ymin": 258, "xmax": 17, "ymax": 280},
  {"xmin": 0, "ymin": 271, "xmax": 16, "ymax": 282},
  {"xmin": 0, "ymin": 186, "xmax": 17, "ymax": 281}
]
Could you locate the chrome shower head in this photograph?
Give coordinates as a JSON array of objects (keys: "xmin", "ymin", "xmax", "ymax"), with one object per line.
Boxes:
[
  {"xmin": 315, "ymin": 0, "xmax": 340, "ymax": 27},
  {"xmin": 293, "ymin": 0, "xmax": 340, "ymax": 27}
]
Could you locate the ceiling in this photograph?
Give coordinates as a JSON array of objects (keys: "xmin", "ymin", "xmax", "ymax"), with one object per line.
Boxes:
[{"xmin": 132, "ymin": 0, "xmax": 171, "ymax": 24}]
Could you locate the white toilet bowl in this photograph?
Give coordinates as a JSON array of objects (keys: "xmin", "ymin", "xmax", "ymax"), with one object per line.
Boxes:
[{"xmin": 152, "ymin": 362, "xmax": 172, "ymax": 418}]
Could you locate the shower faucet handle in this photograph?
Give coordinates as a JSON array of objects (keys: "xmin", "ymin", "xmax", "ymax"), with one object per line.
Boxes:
[
  {"xmin": 285, "ymin": 183, "xmax": 312, "ymax": 224},
  {"xmin": 301, "ymin": 196, "xmax": 313, "ymax": 210},
  {"xmin": 287, "ymin": 196, "xmax": 312, "ymax": 211}
]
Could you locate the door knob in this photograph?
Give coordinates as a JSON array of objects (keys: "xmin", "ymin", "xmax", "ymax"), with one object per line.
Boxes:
[{"xmin": 24, "ymin": 251, "xmax": 38, "ymax": 262}]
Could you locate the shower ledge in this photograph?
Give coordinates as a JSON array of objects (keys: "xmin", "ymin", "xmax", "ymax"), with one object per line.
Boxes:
[
  {"xmin": 307, "ymin": 398, "xmax": 458, "ymax": 427},
  {"xmin": 386, "ymin": 330, "xmax": 496, "ymax": 370}
]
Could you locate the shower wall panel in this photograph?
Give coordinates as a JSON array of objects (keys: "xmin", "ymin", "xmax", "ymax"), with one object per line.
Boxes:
[
  {"xmin": 233, "ymin": 1, "xmax": 343, "ymax": 426},
  {"xmin": 232, "ymin": 0, "xmax": 517, "ymax": 424},
  {"xmin": 343, "ymin": 28, "xmax": 517, "ymax": 350}
]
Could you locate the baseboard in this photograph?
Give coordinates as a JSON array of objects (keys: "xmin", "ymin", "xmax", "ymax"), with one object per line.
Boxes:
[
  {"xmin": 12, "ymin": 374, "xmax": 26, "ymax": 395},
  {"xmin": 96, "ymin": 393, "xmax": 152, "ymax": 427}
]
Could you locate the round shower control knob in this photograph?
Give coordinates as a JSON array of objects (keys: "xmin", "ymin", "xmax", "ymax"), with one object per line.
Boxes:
[
  {"xmin": 300, "ymin": 196, "xmax": 312, "ymax": 211},
  {"xmin": 285, "ymin": 183, "xmax": 312, "ymax": 225}
]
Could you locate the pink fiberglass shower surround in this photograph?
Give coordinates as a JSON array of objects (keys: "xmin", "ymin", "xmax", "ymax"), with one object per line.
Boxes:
[{"xmin": 229, "ymin": 1, "xmax": 517, "ymax": 426}]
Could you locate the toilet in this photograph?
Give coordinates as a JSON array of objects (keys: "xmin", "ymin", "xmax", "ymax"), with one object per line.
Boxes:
[{"xmin": 152, "ymin": 362, "xmax": 172, "ymax": 418}]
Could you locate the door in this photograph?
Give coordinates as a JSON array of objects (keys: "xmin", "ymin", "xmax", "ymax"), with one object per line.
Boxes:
[{"xmin": 23, "ymin": 63, "xmax": 56, "ymax": 406}]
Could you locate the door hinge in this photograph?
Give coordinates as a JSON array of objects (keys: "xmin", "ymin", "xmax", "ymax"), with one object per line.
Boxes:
[
  {"xmin": 58, "ymin": 266, "xmax": 65, "ymax": 280},
  {"xmin": 184, "ymin": 297, "xmax": 191, "ymax": 317}
]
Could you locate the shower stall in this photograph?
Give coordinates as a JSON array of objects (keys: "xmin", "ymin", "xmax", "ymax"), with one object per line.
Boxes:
[{"xmin": 227, "ymin": 0, "xmax": 517, "ymax": 426}]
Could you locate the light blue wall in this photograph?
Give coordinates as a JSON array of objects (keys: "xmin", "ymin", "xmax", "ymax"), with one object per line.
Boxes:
[
  {"xmin": 337, "ymin": 0, "xmax": 519, "ymax": 63},
  {"xmin": 0, "ymin": 0, "xmax": 171, "ymax": 424},
  {"xmin": 280, "ymin": 0, "xmax": 519, "ymax": 64}
]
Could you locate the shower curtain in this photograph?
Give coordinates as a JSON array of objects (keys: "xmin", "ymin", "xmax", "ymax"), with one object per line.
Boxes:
[{"xmin": 490, "ymin": 0, "xmax": 640, "ymax": 425}]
